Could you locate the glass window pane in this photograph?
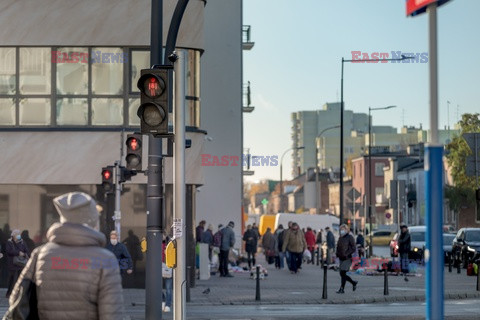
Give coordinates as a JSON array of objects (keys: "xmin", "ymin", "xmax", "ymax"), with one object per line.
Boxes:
[
  {"xmin": 0, "ymin": 48, "xmax": 16, "ymax": 94},
  {"xmin": 130, "ymin": 51, "xmax": 150, "ymax": 92},
  {"xmin": 92, "ymin": 48, "xmax": 124, "ymax": 95},
  {"xmin": 56, "ymin": 98, "xmax": 88, "ymax": 125},
  {"xmin": 0, "ymin": 98, "xmax": 16, "ymax": 125},
  {"xmin": 19, "ymin": 98, "xmax": 51, "ymax": 125},
  {"xmin": 92, "ymin": 98, "xmax": 123, "ymax": 125},
  {"xmin": 20, "ymin": 48, "xmax": 51, "ymax": 94},
  {"xmin": 55, "ymin": 48, "xmax": 88, "ymax": 95},
  {"xmin": 129, "ymin": 98, "xmax": 140, "ymax": 126}
]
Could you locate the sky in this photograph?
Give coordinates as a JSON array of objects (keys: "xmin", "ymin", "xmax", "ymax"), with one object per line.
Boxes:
[{"xmin": 242, "ymin": 0, "xmax": 480, "ymax": 183}]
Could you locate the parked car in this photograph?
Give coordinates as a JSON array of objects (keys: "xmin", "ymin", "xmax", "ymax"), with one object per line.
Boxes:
[
  {"xmin": 443, "ymin": 233, "xmax": 456, "ymax": 263},
  {"xmin": 389, "ymin": 233, "xmax": 399, "ymax": 257},
  {"xmin": 452, "ymin": 228, "xmax": 480, "ymax": 268},
  {"xmin": 367, "ymin": 230, "xmax": 396, "ymax": 246},
  {"xmin": 408, "ymin": 226, "xmax": 426, "ymax": 261}
]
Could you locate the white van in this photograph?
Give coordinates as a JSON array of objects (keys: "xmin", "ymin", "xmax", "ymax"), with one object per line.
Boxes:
[{"xmin": 274, "ymin": 213, "xmax": 340, "ymax": 233}]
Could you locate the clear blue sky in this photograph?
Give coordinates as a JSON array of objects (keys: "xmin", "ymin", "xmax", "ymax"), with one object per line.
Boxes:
[{"xmin": 243, "ymin": 0, "xmax": 479, "ymax": 182}]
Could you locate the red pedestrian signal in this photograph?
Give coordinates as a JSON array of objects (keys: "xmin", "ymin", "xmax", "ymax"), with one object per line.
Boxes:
[
  {"xmin": 136, "ymin": 67, "xmax": 172, "ymax": 136},
  {"xmin": 101, "ymin": 166, "xmax": 114, "ymax": 193},
  {"xmin": 125, "ymin": 133, "xmax": 142, "ymax": 171}
]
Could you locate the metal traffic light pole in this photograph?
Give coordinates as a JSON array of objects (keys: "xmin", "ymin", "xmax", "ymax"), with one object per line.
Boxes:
[{"xmin": 145, "ymin": 0, "xmax": 164, "ymax": 319}]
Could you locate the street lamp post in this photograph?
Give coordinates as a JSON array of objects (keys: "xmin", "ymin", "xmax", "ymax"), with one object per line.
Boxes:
[
  {"xmin": 280, "ymin": 146, "xmax": 304, "ymax": 212},
  {"xmin": 368, "ymin": 105, "xmax": 397, "ymax": 257},
  {"xmin": 315, "ymin": 125, "xmax": 340, "ymax": 215},
  {"xmin": 339, "ymin": 54, "xmax": 413, "ymax": 227}
]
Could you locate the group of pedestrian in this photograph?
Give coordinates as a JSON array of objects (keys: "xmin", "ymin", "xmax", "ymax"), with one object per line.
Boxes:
[{"xmin": 196, "ymin": 219, "xmax": 237, "ymax": 278}]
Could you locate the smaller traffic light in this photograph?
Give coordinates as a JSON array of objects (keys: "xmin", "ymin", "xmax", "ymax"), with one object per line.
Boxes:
[
  {"xmin": 101, "ymin": 166, "xmax": 114, "ymax": 193},
  {"xmin": 125, "ymin": 134, "xmax": 142, "ymax": 170}
]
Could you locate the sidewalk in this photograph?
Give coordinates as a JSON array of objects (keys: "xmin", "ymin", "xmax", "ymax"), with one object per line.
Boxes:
[{"xmin": 123, "ymin": 255, "xmax": 480, "ymax": 307}]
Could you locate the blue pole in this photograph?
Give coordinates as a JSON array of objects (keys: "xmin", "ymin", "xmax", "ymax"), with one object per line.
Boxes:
[{"xmin": 425, "ymin": 145, "xmax": 444, "ymax": 320}]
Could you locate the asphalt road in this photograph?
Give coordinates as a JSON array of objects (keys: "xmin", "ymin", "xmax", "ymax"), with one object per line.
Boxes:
[{"xmin": 122, "ymin": 299, "xmax": 480, "ymax": 319}]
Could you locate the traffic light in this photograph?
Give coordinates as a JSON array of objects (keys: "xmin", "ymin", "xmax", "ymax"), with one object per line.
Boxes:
[
  {"xmin": 101, "ymin": 166, "xmax": 114, "ymax": 193},
  {"xmin": 125, "ymin": 133, "xmax": 142, "ymax": 170},
  {"xmin": 136, "ymin": 66, "xmax": 173, "ymax": 136}
]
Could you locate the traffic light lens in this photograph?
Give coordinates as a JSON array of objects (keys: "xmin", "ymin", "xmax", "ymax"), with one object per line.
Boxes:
[
  {"xmin": 127, "ymin": 138, "xmax": 140, "ymax": 151},
  {"xmin": 102, "ymin": 170, "xmax": 111, "ymax": 180},
  {"xmin": 126, "ymin": 154, "xmax": 141, "ymax": 167},
  {"xmin": 143, "ymin": 104, "xmax": 166, "ymax": 127},
  {"xmin": 144, "ymin": 76, "xmax": 165, "ymax": 97}
]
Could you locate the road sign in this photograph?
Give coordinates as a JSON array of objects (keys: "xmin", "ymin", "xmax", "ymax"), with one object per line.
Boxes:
[
  {"xmin": 347, "ymin": 188, "xmax": 361, "ymax": 201},
  {"xmin": 261, "ymin": 198, "xmax": 268, "ymax": 205},
  {"xmin": 346, "ymin": 202, "xmax": 362, "ymax": 213},
  {"xmin": 406, "ymin": 0, "xmax": 452, "ymax": 17},
  {"xmin": 386, "ymin": 213, "xmax": 392, "ymax": 219}
]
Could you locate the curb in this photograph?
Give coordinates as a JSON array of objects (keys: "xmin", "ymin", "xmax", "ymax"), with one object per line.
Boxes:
[{"xmin": 186, "ymin": 292, "xmax": 480, "ymax": 306}]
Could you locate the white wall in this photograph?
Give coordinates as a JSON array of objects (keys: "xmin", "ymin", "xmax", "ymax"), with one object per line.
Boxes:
[{"xmin": 197, "ymin": 0, "xmax": 242, "ymax": 242}]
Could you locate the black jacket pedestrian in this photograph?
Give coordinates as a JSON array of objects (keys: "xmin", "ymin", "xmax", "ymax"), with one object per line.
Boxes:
[
  {"xmin": 336, "ymin": 233, "xmax": 356, "ymax": 261},
  {"xmin": 6, "ymin": 239, "xmax": 29, "ymax": 272},
  {"xmin": 243, "ymin": 229, "xmax": 258, "ymax": 253},
  {"xmin": 356, "ymin": 234, "xmax": 365, "ymax": 247},
  {"xmin": 105, "ymin": 242, "xmax": 133, "ymax": 272},
  {"xmin": 398, "ymin": 230, "xmax": 411, "ymax": 254}
]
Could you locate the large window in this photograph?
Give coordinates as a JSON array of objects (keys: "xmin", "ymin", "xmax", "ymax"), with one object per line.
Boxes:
[{"xmin": 0, "ymin": 47, "xmax": 201, "ymax": 128}]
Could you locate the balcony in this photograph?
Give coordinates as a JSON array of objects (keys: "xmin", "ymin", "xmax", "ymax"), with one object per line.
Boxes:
[
  {"xmin": 243, "ymin": 81, "xmax": 255, "ymax": 113},
  {"xmin": 242, "ymin": 25, "xmax": 255, "ymax": 50},
  {"xmin": 243, "ymin": 148, "xmax": 254, "ymax": 176}
]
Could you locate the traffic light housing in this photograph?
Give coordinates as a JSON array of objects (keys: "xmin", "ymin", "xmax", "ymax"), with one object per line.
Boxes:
[
  {"xmin": 136, "ymin": 66, "xmax": 173, "ymax": 136},
  {"xmin": 125, "ymin": 133, "xmax": 142, "ymax": 170},
  {"xmin": 119, "ymin": 166, "xmax": 137, "ymax": 183},
  {"xmin": 101, "ymin": 166, "xmax": 114, "ymax": 193}
]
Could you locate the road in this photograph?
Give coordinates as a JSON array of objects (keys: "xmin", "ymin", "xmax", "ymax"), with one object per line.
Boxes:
[{"xmin": 121, "ymin": 299, "xmax": 480, "ymax": 319}]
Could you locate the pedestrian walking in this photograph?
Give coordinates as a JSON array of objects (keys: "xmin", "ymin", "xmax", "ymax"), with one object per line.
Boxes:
[
  {"xmin": 282, "ymin": 223, "xmax": 307, "ymax": 274},
  {"xmin": 162, "ymin": 237, "xmax": 173, "ymax": 313},
  {"xmin": 243, "ymin": 225, "xmax": 258, "ymax": 269},
  {"xmin": 336, "ymin": 224, "xmax": 358, "ymax": 294},
  {"xmin": 122, "ymin": 229, "xmax": 143, "ymax": 272},
  {"xmin": 398, "ymin": 224, "xmax": 411, "ymax": 282},
  {"xmin": 201, "ymin": 224, "xmax": 214, "ymax": 261},
  {"xmin": 326, "ymin": 226, "xmax": 335, "ymax": 266},
  {"xmin": 21, "ymin": 230, "xmax": 35, "ymax": 256},
  {"xmin": 283, "ymin": 221, "xmax": 293, "ymax": 271},
  {"xmin": 219, "ymin": 221, "xmax": 235, "ymax": 277},
  {"xmin": 262, "ymin": 227, "xmax": 275, "ymax": 265},
  {"xmin": 7, "ymin": 192, "xmax": 124, "ymax": 319},
  {"xmin": 356, "ymin": 232, "xmax": 365, "ymax": 258},
  {"xmin": 5, "ymin": 229, "xmax": 29, "ymax": 298},
  {"xmin": 305, "ymin": 227, "xmax": 316, "ymax": 264},
  {"xmin": 106, "ymin": 230, "xmax": 133, "ymax": 276},
  {"xmin": 316, "ymin": 229, "xmax": 323, "ymax": 245},
  {"xmin": 196, "ymin": 220, "xmax": 206, "ymax": 243},
  {"xmin": 274, "ymin": 225, "xmax": 285, "ymax": 269}
]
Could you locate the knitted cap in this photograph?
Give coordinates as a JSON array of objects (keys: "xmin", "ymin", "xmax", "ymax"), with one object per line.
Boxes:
[{"xmin": 53, "ymin": 192, "xmax": 100, "ymax": 229}]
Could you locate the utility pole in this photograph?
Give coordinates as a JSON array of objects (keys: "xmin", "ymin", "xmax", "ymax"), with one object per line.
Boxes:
[
  {"xmin": 173, "ymin": 50, "xmax": 187, "ymax": 320},
  {"xmin": 114, "ymin": 161, "xmax": 122, "ymax": 239},
  {"xmin": 145, "ymin": 0, "xmax": 164, "ymax": 319}
]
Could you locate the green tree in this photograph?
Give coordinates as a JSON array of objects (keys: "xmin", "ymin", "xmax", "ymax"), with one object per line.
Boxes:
[{"xmin": 445, "ymin": 113, "xmax": 480, "ymax": 210}]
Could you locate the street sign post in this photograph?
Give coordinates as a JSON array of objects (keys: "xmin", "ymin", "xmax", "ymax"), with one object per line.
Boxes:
[{"xmin": 406, "ymin": 0, "xmax": 453, "ymax": 319}]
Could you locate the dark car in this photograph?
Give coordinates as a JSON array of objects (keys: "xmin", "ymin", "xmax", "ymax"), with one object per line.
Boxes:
[
  {"xmin": 408, "ymin": 226, "xmax": 426, "ymax": 262},
  {"xmin": 452, "ymin": 228, "xmax": 480, "ymax": 268}
]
